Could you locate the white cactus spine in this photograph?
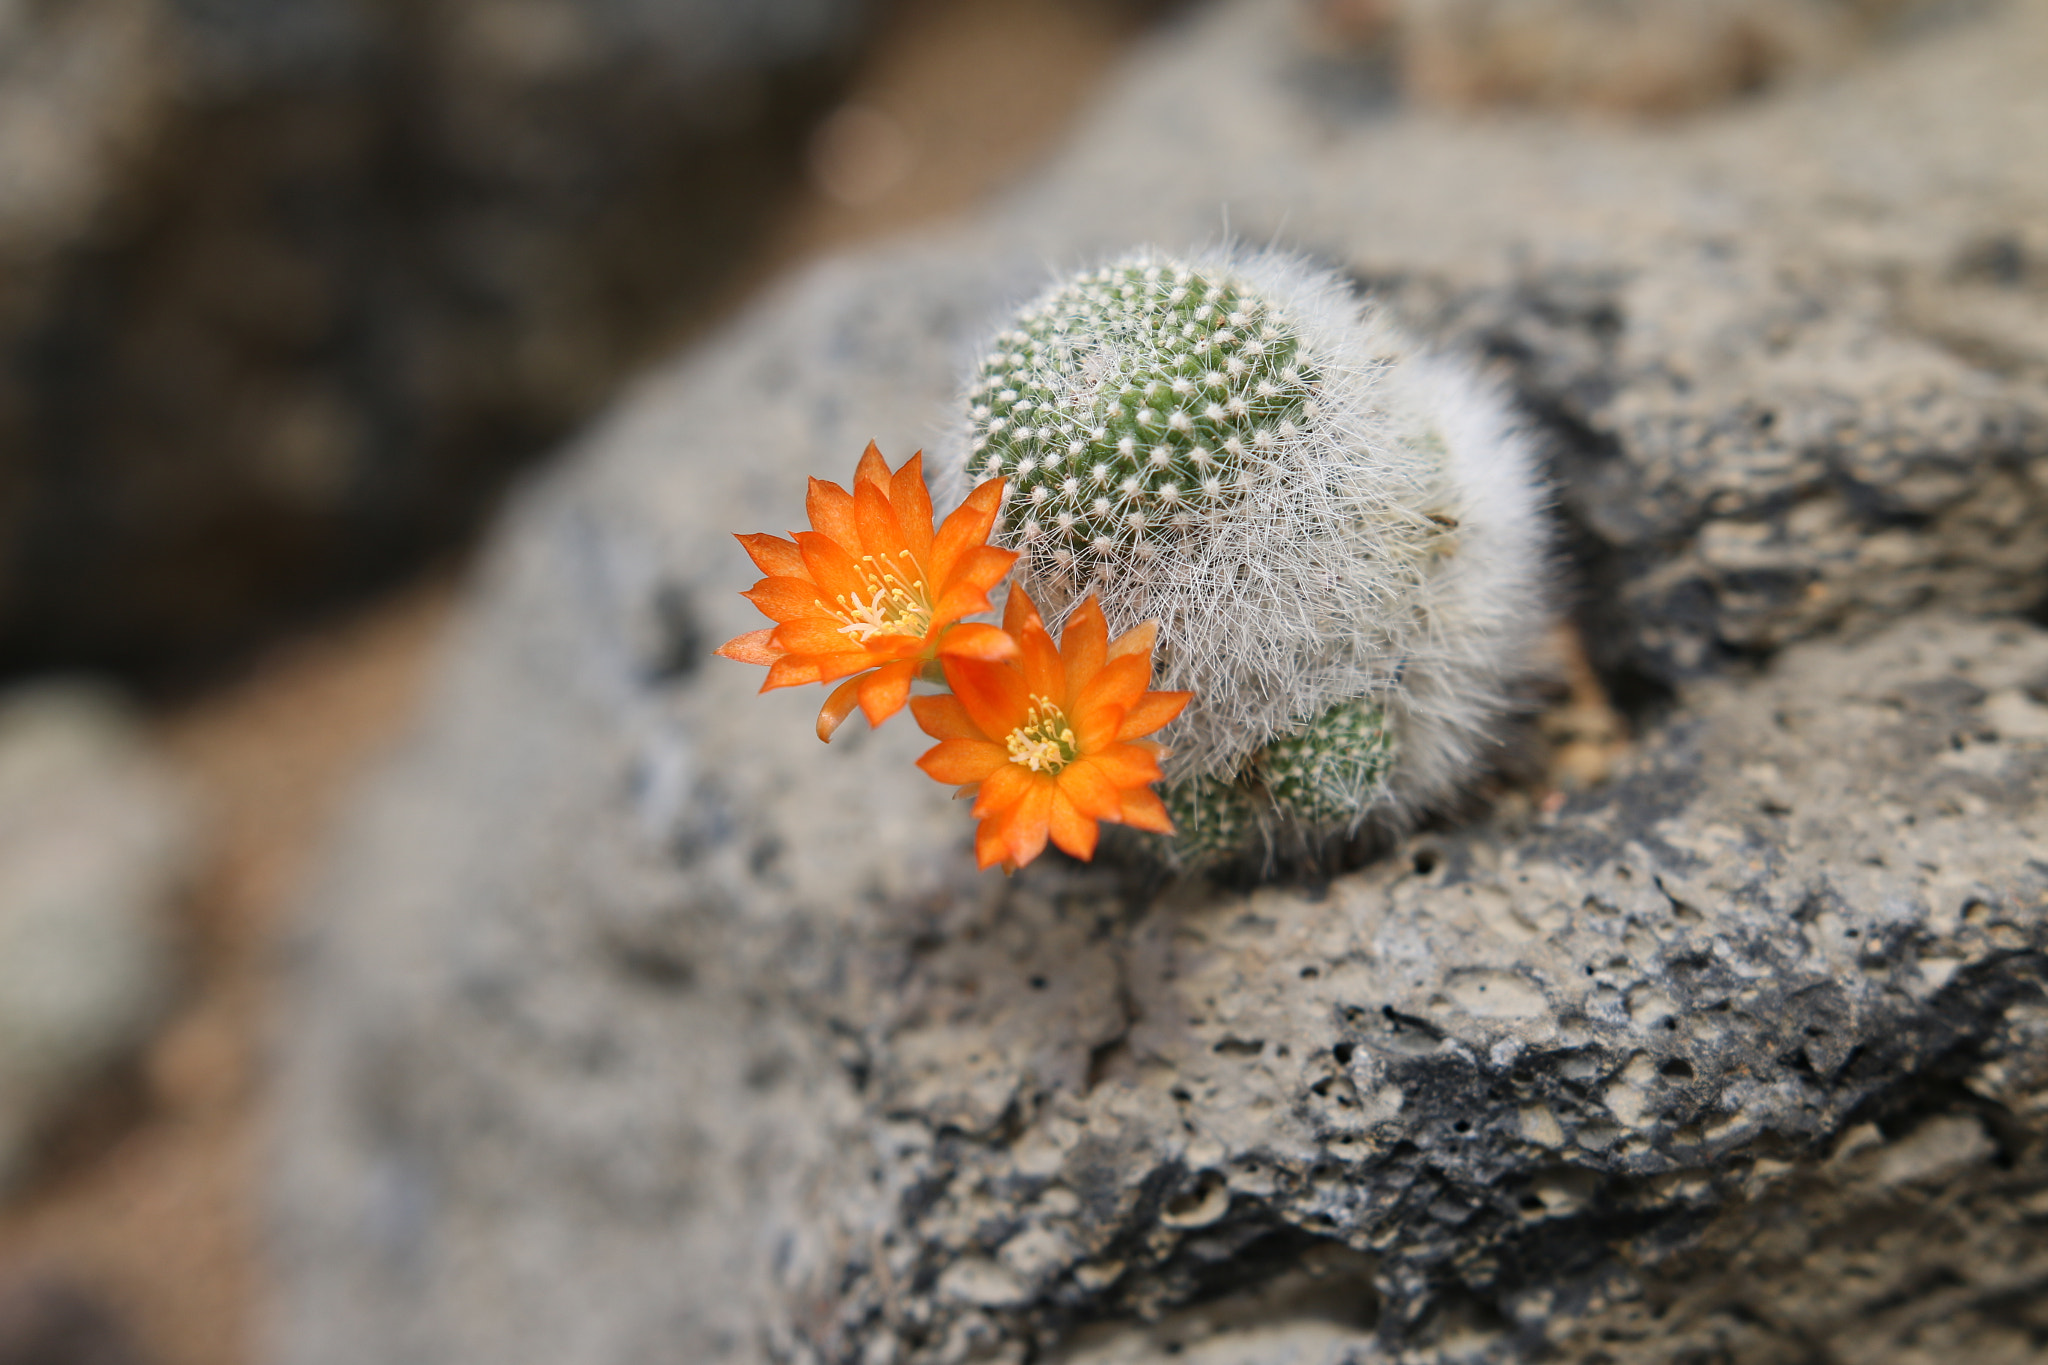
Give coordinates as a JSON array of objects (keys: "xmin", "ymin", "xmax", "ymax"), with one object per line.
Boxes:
[{"xmin": 939, "ymin": 246, "xmax": 1549, "ymax": 863}]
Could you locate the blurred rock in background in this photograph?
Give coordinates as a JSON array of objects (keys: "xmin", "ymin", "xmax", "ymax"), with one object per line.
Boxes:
[
  {"xmin": 0, "ymin": 681, "xmax": 191, "ymax": 1196},
  {"xmin": 1305, "ymin": 0, "xmax": 1958, "ymax": 114},
  {"xmin": 0, "ymin": 0, "xmax": 867, "ymax": 685},
  {"xmin": 0, "ymin": 1272, "xmax": 153, "ymax": 1365}
]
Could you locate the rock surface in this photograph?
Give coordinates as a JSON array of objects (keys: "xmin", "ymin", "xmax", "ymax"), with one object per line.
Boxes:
[
  {"xmin": 0, "ymin": 1273, "xmax": 153, "ymax": 1365},
  {"xmin": 1305, "ymin": 0, "xmax": 1953, "ymax": 116},
  {"xmin": 272, "ymin": 1, "xmax": 2048, "ymax": 1362},
  {"xmin": 0, "ymin": 0, "xmax": 863, "ymax": 680},
  {"xmin": 0, "ymin": 682, "xmax": 191, "ymax": 1193}
]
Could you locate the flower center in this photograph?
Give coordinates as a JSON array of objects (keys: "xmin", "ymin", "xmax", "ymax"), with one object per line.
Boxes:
[
  {"xmin": 1006, "ymin": 696, "xmax": 1079, "ymax": 773},
  {"xmin": 832, "ymin": 550, "xmax": 932, "ymax": 644}
]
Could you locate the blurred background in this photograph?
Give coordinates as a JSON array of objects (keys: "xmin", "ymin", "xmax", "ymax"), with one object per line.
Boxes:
[
  {"xmin": 0, "ymin": 1, "xmax": 1167, "ymax": 1360},
  {"xmin": 0, "ymin": 0, "xmax": 1986, "ymax": 1361}
]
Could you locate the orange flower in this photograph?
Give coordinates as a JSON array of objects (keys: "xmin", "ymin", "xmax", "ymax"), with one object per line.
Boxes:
[
  {"xmin": 912, "ymin": 590, "xmax": 1192, "ymax": 872},
  {"xmin": 716, "ymin": 442, "xmax": 1019, "ymax": 740}
]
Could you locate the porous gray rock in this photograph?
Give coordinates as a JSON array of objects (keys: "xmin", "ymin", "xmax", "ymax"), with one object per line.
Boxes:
[
  {"xmin": 0, "ymin": 681, "xmax": 191, "ymax": 1194},
  {"xmin": 272, "ymin": 1, "xmax": 2048, "ymax": 1362},
  {"xmin": 1303, "ymin": 0, "xmax": 1954, "ymax": 116}
]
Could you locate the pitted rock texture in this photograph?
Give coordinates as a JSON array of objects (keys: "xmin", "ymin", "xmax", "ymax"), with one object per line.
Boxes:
[{"xmin": 271, "ymin": 1, "xmax": 2048, "ymax": 1362}]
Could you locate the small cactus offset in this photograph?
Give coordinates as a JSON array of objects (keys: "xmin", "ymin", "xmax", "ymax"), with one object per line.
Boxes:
[{"xmin": 940, "ymin": 246, "xmax": 1549, "ymax": 866}]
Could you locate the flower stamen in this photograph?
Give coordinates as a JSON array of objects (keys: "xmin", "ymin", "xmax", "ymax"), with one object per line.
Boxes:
[
  {"xmin": 833, "ymin": 549, "xmax": 933, "ymax": 643},
  {"xmin": 1006, "ymin": 695, "xmax": 1079, "ymax": 773}
]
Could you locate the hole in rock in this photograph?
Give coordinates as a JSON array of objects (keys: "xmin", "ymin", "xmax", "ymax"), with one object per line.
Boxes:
[
  {"xmin": 1161, "ymin": 1170, "xmax": 1232, "ymax": 1227},
  {"xmin": 607, "ymin": 940, "xmax": 696, "ymax": 992}
]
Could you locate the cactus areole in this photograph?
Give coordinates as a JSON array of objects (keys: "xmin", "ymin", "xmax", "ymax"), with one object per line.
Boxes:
[{"xmin": 943, "ymin": 247, "xmax": 1549, "ymax": 866}]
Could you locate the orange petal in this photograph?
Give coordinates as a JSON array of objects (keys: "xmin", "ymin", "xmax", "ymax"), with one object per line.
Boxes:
[
  {"xmin": 735, "ymin": 532, "xmax": 806, "ymax": 580},
  {"xmin": 971, "ymin": 761, "xmax": 1036, "ymax": 820},
  {"xmin": 817, "ymin": 676, "xmax": 866, "ymax": 742},
  {"xmin": 931, "ymin": 583, "xmax": 997, "ymax": 635},
  {"xmin": 932, "ymin": 546, "xmax": 1018, "ymax": 625},
  {"xmin": 1074, "ymin": 654, "xmax": 1154, "ymax": 730},
  {"xmin": 974, "ymin": 816, "xmax": 1013, "ymax": 871},
  {"xmin": 1061, "ymin": 596, "xmax": 1109, "ymax": 699},
  {"xmin": 811, "ymin": 650, "xmax": 890, "ymax": 684},
  {"xmin": 936, "ymin": 622, "xmax": 1018, "ymax": 662},
  {"xmin": 715, "ymin": 628, "xmax": 781, "ymax": 665},
  {"xmin": 764, "ymin": 655, "xmax": 824, "ymax": 690},
  {"xmin": 1001, "ymin": 778, "xmax": 1056, "ymax": 868},
  {"xmin": 931, "ymin": 478, "xmax": 1004, "ymax": 581},
  {"xmin": 944, "ymin": 654, "xmax": 1031, "ymax": 747},
  {"xmin": 856, "ymin": 661, "xmax": 919, "ymax": 728},
  {"xmin": 806, "ymin": 478, "xmax": 858, "ymax": 550},
  {"xmin": 1106, "ymin": 619, "xmax": 1157, "ymax": 666},
  {"xmin": 890, "ymin": 451, "xmax": 934, "ymax": 563},
  {"xmin": 771, "ymin": 617, "xmax": 869, "ymax": 657},
  {"xmin": 1057, "ymin": 757, "xmax": 1124, "ymax": 821},
  {"xmin": 742, "ymin": 576, "xmax": 831, "ymax": 623},
  {"xmin": 854, "ymin": 473, "xmax": 912, "ymax": 566},
  {"xmin": 1071, "ymin": 700, "xmax": 1128, "ymax": 755},
  {"xmin": 938, "ymin": 542, "xmax": 1019, "ymax": 597},
  {"xmin": 1001, "ymin": 584, "xmax": 1043, "ymax": 637},
  {"xmin": 917, "ymin": 738, "xmax": 1009, "ymax": 785},
  {"xmin": 1116, "ymin": 784, "xmax": 1174, "ymax": 834},
  {"xmin": 794, "ymin": 528, "xmax": 868, "ymax": 601},
  {"xmin": 1017, "ymin": 615, "xmax": 1066, "ymax": 703},
  {"xmin": 1115, "ymin": 689, "xmax": 1192, "ymax": 741},
  {"xmin": 1077, "ymin": 743, "xmax": 1163, "ymax": 792},
  {"xmin": 854, "ymin": 440, "xmax": 891, "ymax": 491},
  {"xmin": 1047, "ymin": 786, "xmax": 1099, "ymax": 861},
  {"xmin": 910, "ymin": 693, "xmax": 987, "ymax": 741}
]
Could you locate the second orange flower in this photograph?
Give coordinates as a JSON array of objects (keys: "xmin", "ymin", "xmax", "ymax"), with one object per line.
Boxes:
[{"xmin": 912, "ymin": 591, "xmax": 1191, "ymax": 872}]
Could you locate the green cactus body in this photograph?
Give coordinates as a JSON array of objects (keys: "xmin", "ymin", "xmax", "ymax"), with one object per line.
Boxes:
[
  {"xmin": 1153, "ymin": 699, "xmax": 1399, "ymax": 867},
  {"xmin": 968, "ymin": 263, "xmax": 1321, "ymax": 584},
  {"xmin": 1160, "ymin": 772, "xmax": 1263, "ymax": 865},
  {"xmin": 1260, "ymin": 697, "xmax": 1397, "ymax": 828}
]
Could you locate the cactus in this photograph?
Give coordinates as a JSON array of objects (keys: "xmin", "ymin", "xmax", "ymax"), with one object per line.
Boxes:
[{"xmin": 940, "ymin": 246, "xmax": 1547, "ymax": 866}]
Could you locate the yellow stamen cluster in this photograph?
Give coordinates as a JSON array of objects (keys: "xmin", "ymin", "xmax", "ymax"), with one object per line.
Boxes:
[
  {"xmin": 834, "ymin": 550, "xmax": 932, "ymax": 643},
  {"xmin": 1006, "ymin": 696, "xmax": 1079, "ymax": 773}
]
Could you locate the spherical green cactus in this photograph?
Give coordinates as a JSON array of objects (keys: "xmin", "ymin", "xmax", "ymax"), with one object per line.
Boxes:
[
  {"xmin": 967, "ymin": 261, "xmax": 1320, "ymax": 575},
  {"xmin": 943, "ymin": 246, "xmax": 1548, "ymax": 867}
]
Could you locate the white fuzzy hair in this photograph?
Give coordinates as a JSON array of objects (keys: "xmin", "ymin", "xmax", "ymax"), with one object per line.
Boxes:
[{"xmin": 936, "ymin": 245, "xmax": 1549, "ymax": 829}]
